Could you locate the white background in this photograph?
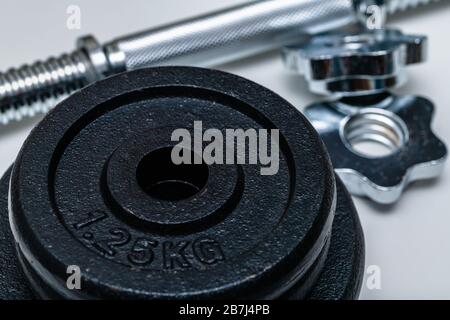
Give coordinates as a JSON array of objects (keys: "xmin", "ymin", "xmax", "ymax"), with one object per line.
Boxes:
[{"xmin": 1, "ymin": 0, "xmax": 450, "ymax": 299}]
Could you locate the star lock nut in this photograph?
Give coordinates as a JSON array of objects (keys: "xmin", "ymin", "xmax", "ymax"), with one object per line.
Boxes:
[
  {"xmin": 282, "ymin": 29, "xmax": 427, "ymax": 97},
  {"xmin": 305, "ymin": 93, "xmax": 447, "ymax": 204}
]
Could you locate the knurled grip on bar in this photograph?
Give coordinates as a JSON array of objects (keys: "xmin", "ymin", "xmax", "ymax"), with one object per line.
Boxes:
[{"xmin": 103, "ymin": 0, "xmax": 357, "ymax": 71}]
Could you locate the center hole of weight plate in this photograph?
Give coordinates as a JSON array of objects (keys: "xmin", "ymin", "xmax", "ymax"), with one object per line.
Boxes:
[
  {"xmin": 342, "ymin": 109, "xmax": 409, "ymax": 158},
  {"xmin": 136, "ymin": 147, "xmax": 209, "ymax": 201}
]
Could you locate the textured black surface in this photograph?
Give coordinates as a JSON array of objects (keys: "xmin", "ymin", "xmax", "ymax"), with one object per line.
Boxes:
[
  {"xmin": 0, "ymin": 168, "xmax": 364, "ymax": 300},
  {"xmin": 0, "ymin": 168, "xmax": 34, "ymax": 300},
  {"xmin": 307, "ymin": 178, "xmax": 365, "ymax": 300},
  {"xmin": 2, "ymin": 67, "xmax": 364, "ymax": 299}
]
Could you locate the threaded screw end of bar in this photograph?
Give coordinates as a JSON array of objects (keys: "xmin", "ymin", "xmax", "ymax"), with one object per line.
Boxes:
[
  {"xmin": 387, "ymin": 0, "xmax": 440, "ymax": 14},
  {"xmin": 0, "ymin": 50, "xmax": 93, "ymax": 124}
]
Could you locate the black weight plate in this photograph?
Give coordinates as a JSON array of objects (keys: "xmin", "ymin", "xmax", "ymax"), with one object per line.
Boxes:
[
  {"xmin": 307, "ymin": 178, "xmax": 364, "ymax": 300},
  {"xmin": 9, "ymin": 67, "xmax": 337, "ymax": 299},
  {"xmin": 308, "ymin": 178, "xmax": 365, "ymax": 300},
  {"xmin": 0, "ymin": 168, "xmax": 364, "ymax": 300},
  {"xmin": 0, "ymin": 167, "xmax": 34, "ymax": 300},
  {"xmin": 11, "ymin": 68, "xmax": 335, "ymax": 298}
]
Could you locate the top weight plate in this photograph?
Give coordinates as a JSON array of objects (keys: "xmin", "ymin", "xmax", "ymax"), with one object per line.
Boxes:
[{"xmin": 9, "ymin": 67, "xmax": 336, "ymax": 299}]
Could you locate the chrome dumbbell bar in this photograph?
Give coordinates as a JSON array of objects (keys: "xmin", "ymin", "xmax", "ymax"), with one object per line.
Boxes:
[{"xmin": 0, "ymin": 0, "xmax": 439, "ymax": 124}]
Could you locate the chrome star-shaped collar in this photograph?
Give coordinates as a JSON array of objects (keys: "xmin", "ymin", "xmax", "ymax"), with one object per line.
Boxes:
[{"xmin": 305, "ymin": 93, "xmax": 447, "ymax": 204}]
